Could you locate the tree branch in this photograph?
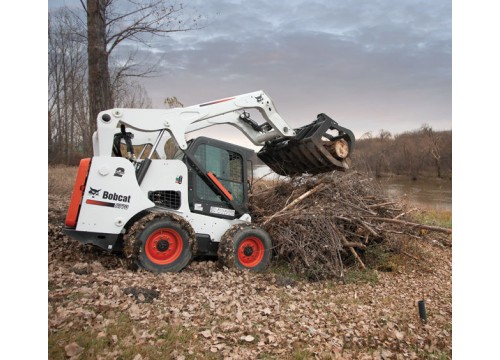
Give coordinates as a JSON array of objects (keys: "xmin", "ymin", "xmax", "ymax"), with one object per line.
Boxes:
[
  {"xmin": 368, "ymin": 217, "xmax": 452, "ymax": 234},
  {"xmin": 263, "ymin": 184, "xmax": 325, "ymax": 225}
]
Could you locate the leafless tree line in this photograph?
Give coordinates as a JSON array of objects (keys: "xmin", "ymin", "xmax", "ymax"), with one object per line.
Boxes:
[
  {"xmin": 49, "ymin": 9, "xmax": 90, "ymax": 164},
  {"xmin": 352, "ymin": 125, "xmax": 452, "ymax": 179},
  {"xmin": 49, "ymin": 7, "xmax": 153, "ymax": 164},
  {"xmin": 49, "ymin": 1, "xmax": 202, "ymax": 165}
]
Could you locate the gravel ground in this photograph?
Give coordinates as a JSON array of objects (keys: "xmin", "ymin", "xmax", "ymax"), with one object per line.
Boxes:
[{"xmin": 48, "ymin": 194, "xmax": 451, "ymax": 359}]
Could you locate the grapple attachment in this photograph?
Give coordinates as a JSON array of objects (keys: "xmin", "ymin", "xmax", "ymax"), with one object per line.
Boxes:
[{"xmin": 257, "ymin": 113, "xmax": 355, "ymax": 176}]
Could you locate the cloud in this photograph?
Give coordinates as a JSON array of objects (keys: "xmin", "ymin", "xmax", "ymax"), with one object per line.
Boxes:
[
  {"xmin": 49, "ymin": 0, "xmax": 451, "ymax": 138},
  {"xmin": 137, "ymin": 1, "xmax": 450, "ymax": 137}
]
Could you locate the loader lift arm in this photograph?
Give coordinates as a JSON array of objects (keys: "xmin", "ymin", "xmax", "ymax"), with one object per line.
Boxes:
[{"xmin": 94, "ymin": 90, "xmax": 355, "ymax": 178}]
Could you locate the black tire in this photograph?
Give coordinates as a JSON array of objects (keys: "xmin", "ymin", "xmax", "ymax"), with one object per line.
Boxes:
[
  {"xmin": 136, "ymin": 217, "xmax": 192, "ymax": 273},
  {"xmin": 218, "ymin": 224, "xmax": 272, "ymax": 272}
]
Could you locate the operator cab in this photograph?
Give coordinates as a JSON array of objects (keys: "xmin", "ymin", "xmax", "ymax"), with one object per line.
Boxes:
[{"xmin": 183, "ymin": 137, "xmax": 254, "ymax": 219}]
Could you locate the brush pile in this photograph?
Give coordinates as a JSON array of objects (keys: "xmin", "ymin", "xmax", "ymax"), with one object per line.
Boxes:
[{"xmin": 249, "ymin": 171, "xmax": 451, "ymax": 280}]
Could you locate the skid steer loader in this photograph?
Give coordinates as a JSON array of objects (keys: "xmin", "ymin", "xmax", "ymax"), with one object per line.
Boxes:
[{"xmin": 63, "ymin": 90, "xmax": 355, "ymax": 273}]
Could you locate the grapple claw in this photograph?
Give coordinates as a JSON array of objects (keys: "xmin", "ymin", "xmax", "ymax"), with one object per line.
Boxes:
[{"xmin": 257, "ymin": 113, "xmax": 355, "ymax": 176}]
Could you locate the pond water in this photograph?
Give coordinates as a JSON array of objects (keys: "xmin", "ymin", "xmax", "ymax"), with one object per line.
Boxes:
[
  {"xmin": 253, "ymin": 165, "xmax": 283, "ymax": 180},
  {"xmin": 378, "ymin": 175, "xmax": 452, "ymax": 212},
  {"xmin": 253, "ymin": 166, "xmax": 452, "ymax": 211}
]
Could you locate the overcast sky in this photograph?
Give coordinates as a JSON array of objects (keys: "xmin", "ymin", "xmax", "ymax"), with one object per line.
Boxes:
[{"xmin": 49, "ymin": 0, "xmax": 451, "ymax": 144}]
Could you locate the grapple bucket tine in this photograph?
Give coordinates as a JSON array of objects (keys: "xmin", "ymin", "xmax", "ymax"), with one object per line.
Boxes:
[
  {"xmin": 257, "ymin": 113, "xmax": 355, "ymax": 176},
  {"xmin": 274, "ymin": 150, "xmax": 297, "ymax": 173},
  {"xmin": 298, "ymin": 142, "xmax": 328, "ymax": 169},
  {"xmin": 289, "ymin": 144, "xmax": 320, "ymax": 172}
]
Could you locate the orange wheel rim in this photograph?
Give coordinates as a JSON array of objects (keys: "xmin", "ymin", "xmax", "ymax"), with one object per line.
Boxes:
[
  {"xmin": 237, "ymin": 236, "xmax": 265, "ymax": 268},
  {"xmin": 145, "ymin": 228, "xmax": 183, "ymax": 265}
]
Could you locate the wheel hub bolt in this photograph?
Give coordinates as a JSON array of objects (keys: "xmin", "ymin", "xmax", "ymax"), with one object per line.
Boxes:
[
  {"xmin": 243, "ymin": 246, "xmax": 254, "ymax": 256},
  {"xmin": 156, "ymin": 239, "xmax": 169, "ymax": 252}
]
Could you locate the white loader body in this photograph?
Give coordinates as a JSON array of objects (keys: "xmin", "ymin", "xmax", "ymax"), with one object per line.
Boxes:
[{"xmin": 63, "ymin": 90, "xmax": 354, "ymax": 272}]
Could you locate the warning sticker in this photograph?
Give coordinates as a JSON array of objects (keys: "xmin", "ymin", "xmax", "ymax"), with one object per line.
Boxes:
[{"xmin": 210, "ymin": 206, "xmax": 235, "ymax": 217}]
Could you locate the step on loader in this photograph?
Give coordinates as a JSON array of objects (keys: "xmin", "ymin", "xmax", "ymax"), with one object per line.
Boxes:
[{"xmin": 63, "ymin": 90, "xmax": 355, "ymax": 273}]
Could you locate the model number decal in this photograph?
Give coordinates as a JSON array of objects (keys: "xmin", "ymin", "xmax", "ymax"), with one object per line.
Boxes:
[
  {"xmin": 209, "ymin": 206, "xmax": 235, "ymax": 217},
  {"xmin": 86, "ymin": 199, "xmax": 129, "ymax": 210},
  {"xmin": 114, "ymin": 203, "xmax": 129, "ymax": 210}
]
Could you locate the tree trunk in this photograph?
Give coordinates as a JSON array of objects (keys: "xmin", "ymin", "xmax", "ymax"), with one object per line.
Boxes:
[
  {"xmin": 87, "ymin": 0, "xmax": 113, "ymax": 152},
  {"xmin": 48, "ymin": 110, "xmax": 53, "ymax": 162},
  {"xmin": 435, "ymin": 158, "xmax": 442, "ymax": 178}
]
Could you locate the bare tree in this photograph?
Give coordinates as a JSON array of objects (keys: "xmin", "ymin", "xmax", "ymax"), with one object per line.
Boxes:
[
  {"xmin": 49, "ymin": 9, "xmax": 89, "ymax": 164},
  {"xmin": 352, "ymin": 127, "xmax": 452, "ymax": 179},
  {"xmin": 395, "ymin": 130, "xmax": 429, "ymax": 180},
  {"xmin": 85, "ymin": 0, "xmax": 112, "ymax": 142},
  {"xmin": 48, "ymin": 6, "xmax": 158, "ymax": 163},
  {"xmin": 421, "ymin": 124, "xmax": 443, "ymax": 178},
  {"xmin": 164, "ymin": 96, "xmax": 184, "ymax": 108},
  {"xmin": 352, "ymin": 130, "xmax": 393, "ymax": 177},
  {"xmin": 81, "ymin": 0, "xmax": 202, "ymax": 144},
  {"xmin": 113, "ymin": 78, "xmax": 153, "ymax": 108}
]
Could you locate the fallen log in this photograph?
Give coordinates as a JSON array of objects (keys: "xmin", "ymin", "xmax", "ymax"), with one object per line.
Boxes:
[{"xmin": 368, "ymin": 217, "xmax": 452, "ymax": 234}]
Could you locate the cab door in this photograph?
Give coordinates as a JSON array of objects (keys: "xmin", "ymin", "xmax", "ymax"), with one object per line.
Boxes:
[{"xmin": 185, "ymin": 137, "xmax": 253, "ymax": 219}]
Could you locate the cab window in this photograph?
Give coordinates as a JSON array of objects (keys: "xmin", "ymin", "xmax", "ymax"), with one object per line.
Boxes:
[{"xmin": 194, "ymin": 144, "xmax": 244, "ymax": 205}]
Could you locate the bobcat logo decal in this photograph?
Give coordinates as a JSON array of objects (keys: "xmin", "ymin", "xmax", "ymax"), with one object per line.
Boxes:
[
  {"xmin": 88, "ymin": 187, "xmax": 101, "ymax": 198},
  {"xmin": 114, "ymin": 167, "xmax": 125, "ymax": 177}
]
